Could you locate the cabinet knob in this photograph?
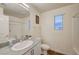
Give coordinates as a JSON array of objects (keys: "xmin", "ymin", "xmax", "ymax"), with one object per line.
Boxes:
[{"xmin": 31, "ymin": 49, "xmax": 34, "ymax": 55}]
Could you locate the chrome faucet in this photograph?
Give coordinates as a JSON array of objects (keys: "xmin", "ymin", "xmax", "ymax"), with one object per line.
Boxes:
[{"xmin": 22, "ymin": 35, "xmax": 32, "ymax": 41}]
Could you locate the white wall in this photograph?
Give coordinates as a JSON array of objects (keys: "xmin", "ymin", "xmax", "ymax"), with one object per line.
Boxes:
[
  {"xmin": 40, "ymin": 4, "xmax": 79, "ymax": 54},
  {"xmin": 29, "ymin": 5, "xmax": 41, "ymax": 37},
  {"xmin": 21, "ymin": 16, "xmax": 30, "ymax": 35}
]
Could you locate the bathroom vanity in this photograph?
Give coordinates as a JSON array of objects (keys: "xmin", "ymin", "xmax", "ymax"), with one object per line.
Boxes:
[
  {"xmin": 23, "ymin": 39, "xmax": 41, "ymax": 55},
  {"xmin": 0, "ymin": 38, "xmax": 41, "ymax": 55}
]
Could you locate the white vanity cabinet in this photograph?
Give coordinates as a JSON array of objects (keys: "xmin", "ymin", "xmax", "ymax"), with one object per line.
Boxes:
[
  {"xmin": 23, "ymin": 41, "xmax": 41, "ymax": 55},
  {"xmin": 25, "ymin": 49, "xmax": 34, "ymax": 55},
  {"xmin": 33, "ymin": 42, "xmax": 41, "ymax": 55}
]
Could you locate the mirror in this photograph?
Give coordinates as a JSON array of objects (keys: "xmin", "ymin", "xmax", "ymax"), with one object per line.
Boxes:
[{"xmin": 0, "ymin": 3, "xmax": 30, "ymax": 40}]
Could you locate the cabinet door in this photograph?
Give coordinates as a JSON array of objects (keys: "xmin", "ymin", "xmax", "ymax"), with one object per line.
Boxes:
[
  {"xmin": 23, "ymin": 49, "xmax": 34, "ymax": 55},
  {"xmin": 24, "ymin": 51, "xmax": 31, "ymax": 55},
  {"xmin": 23, "ymin": 42, "xmax": 41, "ymax": 55},
  {"xmin": 33, "ymin": 42, "xmax": 41, "ymax": 55}
]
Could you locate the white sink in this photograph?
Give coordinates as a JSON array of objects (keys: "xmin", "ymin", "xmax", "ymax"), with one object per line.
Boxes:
[{"xmin": 11, "ymin": 40, "xmax": 33, "ymax": 51}]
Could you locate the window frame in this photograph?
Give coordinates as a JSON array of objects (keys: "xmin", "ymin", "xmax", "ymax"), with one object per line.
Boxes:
[{"xmin": 54, "ymin": 14, "xmax": 64, "ymax": 31}]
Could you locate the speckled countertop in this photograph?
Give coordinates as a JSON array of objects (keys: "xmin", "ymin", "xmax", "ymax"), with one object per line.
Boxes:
[{"xmin": 0, "ymin": 38, "xmax": 41, "ymax": 55}]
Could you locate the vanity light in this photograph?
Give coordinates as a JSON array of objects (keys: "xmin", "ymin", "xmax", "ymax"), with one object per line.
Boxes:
[
  {"xmin": 22, "ymin": 3, "xmax": 30, "ymax": 8},
  {"xmin": 18, "ymin": 3, "xmax": 30, "ymax": 11}
]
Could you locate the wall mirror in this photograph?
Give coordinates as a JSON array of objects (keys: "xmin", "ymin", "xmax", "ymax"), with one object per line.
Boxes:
[{"xmin": 0, "ymin": 3, "xmax": 30, "ymax": 41}]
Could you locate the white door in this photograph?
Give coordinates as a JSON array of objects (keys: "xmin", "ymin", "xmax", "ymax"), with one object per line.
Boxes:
[{"xmin": 72, "ymin": 17, "xmax": 79, "ymax": 49}]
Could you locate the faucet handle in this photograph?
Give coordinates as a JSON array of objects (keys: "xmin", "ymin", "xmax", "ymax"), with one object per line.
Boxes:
[{"xmin": 29, "ymin": 35, "xmax": 32, "ymax": 37}]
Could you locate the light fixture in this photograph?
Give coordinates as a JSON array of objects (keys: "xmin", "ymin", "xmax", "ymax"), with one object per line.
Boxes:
[
  {"xmin": 22, "ymin": 3, "xmax": 30, "ymax": 8},
  {"xmin": 18, "ymin": 3, "xmax": 30, "ymax": 11}
]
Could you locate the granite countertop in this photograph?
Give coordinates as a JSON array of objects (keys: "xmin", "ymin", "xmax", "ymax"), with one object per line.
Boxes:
[{"xmin": 0, "ymin": 38, "xmax": 41, "ymax": 55}]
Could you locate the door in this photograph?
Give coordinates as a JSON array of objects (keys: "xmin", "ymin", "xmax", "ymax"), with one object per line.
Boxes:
[{"xmin": 72, "ymin": 17, "xmax": 79, "ymax": 48}]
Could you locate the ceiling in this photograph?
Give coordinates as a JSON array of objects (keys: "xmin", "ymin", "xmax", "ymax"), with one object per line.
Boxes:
[
  {"xmin": 0, "ymin": 3, "xmax": 30, "ymax": 18},
  {"xmin": 0, "ymin": 3, "xmax": 74, "ymax": 18},
  {"xmin": 29, "ymin": 3, "xmax": 74, "ymax": 13}
]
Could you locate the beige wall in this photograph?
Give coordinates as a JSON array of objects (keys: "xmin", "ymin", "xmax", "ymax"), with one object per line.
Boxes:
[{"xmin": 40, "ymin": 4, "xmax": 79, "ymax": 54}]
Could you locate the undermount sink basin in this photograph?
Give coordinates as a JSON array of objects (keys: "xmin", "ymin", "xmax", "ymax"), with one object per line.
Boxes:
[{"xmin": 11, "ymin": 40, "xmax": 33, "ymax": 51}]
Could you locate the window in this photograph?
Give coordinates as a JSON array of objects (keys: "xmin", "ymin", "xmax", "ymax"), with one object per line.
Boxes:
[{"xmin": 54, "ymin": 14, "xmax": 63, "ymax": 31}]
